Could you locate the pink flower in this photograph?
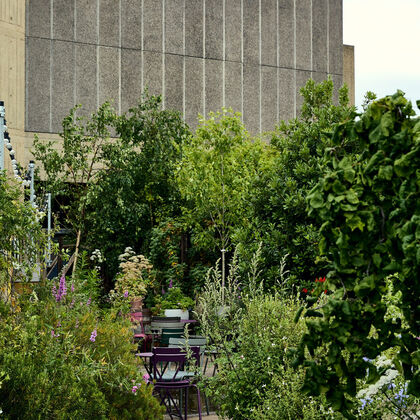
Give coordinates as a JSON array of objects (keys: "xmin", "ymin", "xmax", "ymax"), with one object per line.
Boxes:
[
  {"xmin": 71, "ymin": 283, "xmax": 75, "ymax": 293},
  {"xmin": 169, "ymin": 279, "xmax": 173, "ymax": 289},
  {"xmin": 143, "ymin": 373, "xmax": 150, "ymax": 382},
  {"xmin": 90, "ymin": 328, "xmax": 97, "ymax": 342},
  {"xmin": 86, "ymin": 297, "xmax": 91, "ymax": 306},
  {"xmin": 131, "ymin": 385, "xmax": 138, "ymax": 393},
  {"xmin": 124, "ymin": 291, "xmax": 129, "ymax": 298}
]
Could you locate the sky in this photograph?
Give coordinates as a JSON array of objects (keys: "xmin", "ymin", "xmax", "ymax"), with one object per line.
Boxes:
[{"xmin": 343, "ymin": 0, "xmax": 420, "ymax": 114}]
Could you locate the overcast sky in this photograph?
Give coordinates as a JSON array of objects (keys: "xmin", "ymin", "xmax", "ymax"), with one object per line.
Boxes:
[{"xmin": 343, "ymin": 0, "xmax": 420, "ymax": 114}]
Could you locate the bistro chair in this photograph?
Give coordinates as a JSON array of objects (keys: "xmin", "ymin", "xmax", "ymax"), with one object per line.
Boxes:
[{"xmin": 151, "ymin": 346, "xmax": 202, "ymax": 420}]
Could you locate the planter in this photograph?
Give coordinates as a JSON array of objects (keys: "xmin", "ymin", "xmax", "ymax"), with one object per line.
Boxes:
[{"xmin": 164, "ymin": 308, "xmax": 189, "ymax": 320}]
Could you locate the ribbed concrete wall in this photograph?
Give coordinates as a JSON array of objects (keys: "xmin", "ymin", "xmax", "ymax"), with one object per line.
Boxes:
[{"xmin": 25, "ymin": 0, "xmax": 343, "ymax": 134}]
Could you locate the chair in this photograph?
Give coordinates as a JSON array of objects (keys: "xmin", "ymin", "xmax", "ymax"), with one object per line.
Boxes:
[
  {"xmin": 130, "ymin": 312, "xmax": 151, "ymax": 352},
  {"xmin": 151, "ymin": 346, "xmax": 202, "ymax": 420},
  {"xmin": 160, "ymin": 328, "xmax": 185, "ymax": 346}
]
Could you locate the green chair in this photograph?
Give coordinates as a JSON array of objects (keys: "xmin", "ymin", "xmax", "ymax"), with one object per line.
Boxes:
[{"xmin": 160, "ymin": 328, "xmax": 184, "ymax": 346}]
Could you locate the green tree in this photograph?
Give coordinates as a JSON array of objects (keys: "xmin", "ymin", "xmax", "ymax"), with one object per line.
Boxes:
[
  {"xmin": 296, "ymin": 91, "xmax": 419, "ymax": 416},
  {"xmin": 177, "ymin": 109, "xmax": 267, "ymax": 294},
  {"xmin": 243, "ymin": 78, "xmax": 356, "ymax": 289},
  {"xmin": 32, "ymin": 102, "xmax": 117, "ymax": 275}
]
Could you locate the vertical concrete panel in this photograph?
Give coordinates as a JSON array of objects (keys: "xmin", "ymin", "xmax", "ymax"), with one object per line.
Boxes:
[
  {"xmin": 185, "ymin": 56, "xmax": 203, "ymax": 128},
  {"xmin": 243, "ymin": 64, "xmax": 260, "ymax": 134},
  {"xmin": 312, "ymin": 71, "xmax": 327, "ymax": 84},
  {"xmin": 328, "ymin": 0, "xmax": 343, "ymax": 75},
  {"xmin": 27, "ymin": 0, "xmax": 50, "ymax": 38},
  {"xmin": 225, "ymin": 61, "xmax": 242, "ymax": 113},
  {"xmin": 185, "ymin": 0, "xmax": 203, "ymax": 57},
  {"xmin": 99, "ymin": 0, "xmax": 120, "ymax": 47},
  {"xmin": 121, "ymin": 48, "xmax": 142, "ymax": 113},
  {"xmin": 205, "ymin": 59, "xmax": 223, "ymax": 114},
  {"xmin": 143, "ymin": 51, "xmax": 162, "ymax": 96},
  {"xmin": 165, "ymin": 53, "xmax": 183, "ymax": 113},
  {"xmin": 261, "ymin": 0, "xmax": 277, "ymax": 66},
  {"xmin": 295, "ymin": 69, "xmax": 312, "ymax": 114},
  {"xmin": 296, "ymin": 0, "xmax": 311, "ymax": 70},
  {"xmin": 53, "ymin": 0, "xmax": 74, "ymax": 41},
  {"xmin": 165, "ymin": 0, "xmax": 183, "ymax": 55},
  {"xmin": 261, "ymin": 66, "xmax": 277, "ymax": 132},
  {"xmin": 75, "ymin": 43, "xmax": 97, "ymax": 116},
  {"xmin": 329, "ymin": 73, "xmax": 343, "ymax": 103},
  {"xmin": 51, "ymin": 40, "xmax": 75, "ymax": 133},
  {"xmin": 343, "ymin": 45, "xmax": 355, "ymax": 105},
  {"xmin": 75, "ymin": 0, "xmax": 98, "ymax": 44},
  {"xmin": 26, "ymin": 37, "xmax": 50, "ymax": 132},
  {"xmin": 243, "ymin": 0, "xmax": 259, "ymax": 64},
  {"xmin": 278, "ymin": 67, "xmax": 294, "ymax": 121},
  {"xmin": 278, "ymin": 0, "xmax": 294, "ymax": 68},
  {"xmin": 121, "ymin": 0, "xmax": 142, "ymax": 49},
  {"xmin": 225, "ymin": 0, "xmax": 241, "ymax": 62},
  {"xmin": 99, "ymin": 47, "xmax": 120, "ymax": 108},
  {"xmin": 312, "ymin": 0, "xmax": 327, "ymax": 72},
  {"xmin": 143, "ymin": 0, "xmax": 162, "ymax": 51},
  {"xmin": 205, "ymin": 0, "xmax": 223, "ymax": 60}
]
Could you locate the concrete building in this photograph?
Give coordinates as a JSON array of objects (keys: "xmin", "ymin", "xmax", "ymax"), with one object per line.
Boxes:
[{"xmin": 1, "ymin": 0, "xmax": 353, "ymax": 171}]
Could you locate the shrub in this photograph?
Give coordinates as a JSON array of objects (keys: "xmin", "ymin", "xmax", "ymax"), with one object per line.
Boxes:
[{"xmin": 0, "ymin": 278, "xmax": 164, "ymax": 419}]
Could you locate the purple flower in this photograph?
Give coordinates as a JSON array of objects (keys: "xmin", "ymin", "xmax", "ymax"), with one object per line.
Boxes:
[
  {"xmin": 75, "ymin": 319, "xmax": 79, "ymax": 329},
  {"xmin": 169, "ymin": 279, "xmax": 173, "ymax": 289},
  {"xmin": 143, "ymin": 373, "xmax": 150, "ymax": 382},
  {"xmin": 90, "ymin": 328, "xmax": 97, "ymax": 342},
  {"xmin": 57, "ymin": 321, "xmax": 61, "ymax": 328},
  {"xmin": 71, "ymin": 283, "xmax": 75, "ymax": 293},
  {"xmin": 55, "ymin": 276, "xmax": 67, "ymax": 302},
  {"xmin": 51, "ymin": 329, "xmax": 55, "ymax": 337},
  {"xmin": 124, "ymin": 291, "xmax": 129, "ymax": 298},
  {"xmin": 52, "ymin": 283, "xmax": 57, "ymax": 297},
  {"xmin": 86, "ymin": 297, "xmax": 91, "ymax": 306},
  {"xmin": 70, "ymin": 299, "xmax": 75, "ymax": 308},
  {"xmin": 131, "ymin": 385, "xmax": 138, "ymax": 393}
]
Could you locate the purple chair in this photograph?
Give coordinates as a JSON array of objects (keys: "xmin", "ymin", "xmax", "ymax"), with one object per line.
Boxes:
[{"xmin": 151, "ymin": 346, "xmax": 202, "ymax": 420}]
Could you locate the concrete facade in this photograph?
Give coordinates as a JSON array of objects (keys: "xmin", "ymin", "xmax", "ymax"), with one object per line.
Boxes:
[
  {"xmin": 1, "ymin": 1, "xmax": 352, "ymax": 170},
  {"xmin": 24, "ymin": 0, "xmax": 344, "ymax": 136}
]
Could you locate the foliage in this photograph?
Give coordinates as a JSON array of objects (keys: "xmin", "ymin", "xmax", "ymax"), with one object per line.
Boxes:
[
  {"xmin": 152, "ymin": 286, "xmax": 195, "ymax": 314},
  {"xmin": 177, "ymin": 109, "xmax": 267, "ymax": 256},
  {"xmin": 0, "ymin": 274, "xmax": 164, "ymax": 419},
  {"xmin": 295, "ymin": 91, "xmax": 420, "ymax": 416},
  {"xmin": 85, "ymin": 94, "xmax": 190, "ymax": 284},
  {"xmin": 242, "ymin": 78, "xmax": 356, "ymax": 289},
  {"xmin": 32, "ymin": 102, "xmax": 117, "ymax": 274},
  {"xmin": 112, "ymin": 247, "xmax": 154, "ymax": 301},
  {"xmin": 0, "ymin": 172, "xmax": 48, "ymax": 299},
  {"xmin": 33, "ymin": 93, "xmax": 190, "ymax": 287}
]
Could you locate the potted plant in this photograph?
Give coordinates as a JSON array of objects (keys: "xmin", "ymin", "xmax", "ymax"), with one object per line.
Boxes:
[
  {"xmin": 152, "ymin": 283, "xmax": 194, "ymax": 320},
  {"xmin": 111, "ymin": 248, "xmax": 154, "ymax": 311}
]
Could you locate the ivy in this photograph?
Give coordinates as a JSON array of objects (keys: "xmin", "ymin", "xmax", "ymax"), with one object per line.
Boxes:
[{"xmin": 296, "ymin": 91, "xmax": 420, "ymax": 417}]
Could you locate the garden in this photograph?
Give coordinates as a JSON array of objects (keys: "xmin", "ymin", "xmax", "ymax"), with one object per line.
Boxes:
[{"xmin": 0, "ymin": 79, "xmax": 419, "ymax": 419}]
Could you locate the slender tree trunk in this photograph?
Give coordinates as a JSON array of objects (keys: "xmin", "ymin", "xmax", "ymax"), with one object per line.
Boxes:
[{"xmin": 72, "ymin": 228, "xmax": 82, "ymax": 277}]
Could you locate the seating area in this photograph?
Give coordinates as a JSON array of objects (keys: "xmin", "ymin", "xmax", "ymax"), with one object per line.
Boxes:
[{"xmin": 131, "ymin": 313, "xmax": 217, "ymax": 419}]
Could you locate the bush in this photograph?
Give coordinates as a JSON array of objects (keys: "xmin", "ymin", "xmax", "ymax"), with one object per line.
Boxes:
[
  {"xmin": 201, "ymin": 291, "xmax": 328, "ymax": 419},
  {"xmin": 0, "ymin": 277, "xmax": 164, "ymax": 419}
]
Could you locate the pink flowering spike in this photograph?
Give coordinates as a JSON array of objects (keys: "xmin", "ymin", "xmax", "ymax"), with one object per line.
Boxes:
[
  {"xmin": 131, "ymin": 385, "xmax": 138, "ymax": 393},
  {"xmin": 51, "ymin": 330, "xmax": 55, "ymax": 337},
  {"xmin": 90, "ymin": 328, "xmax": 97, "ymax": 342},
  {"xmin": 143, "ymin": 373, "xmax": 150, "ymax": 382},
  {"xmin": 169, "ymin": 279, "xmax": 173, "ymax": 289},
  {"xmin": 124, "ymin": 291, "xmax": 129, "ymax": 298},
  {"xmin": 71, "ymin": 283, "xmax": 75, "ymax": 293},
  {"xmin": 86, "ymin": 297, "xmax": 91, "ymax": 306}
]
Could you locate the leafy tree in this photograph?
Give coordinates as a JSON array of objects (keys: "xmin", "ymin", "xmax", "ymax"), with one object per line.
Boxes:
[
  {"xmin": 32, "ymin": 103, "xmax": 117, "ymax": 274},
  {"xmin": 177, "ymin": 109, "xmax": 267, "ymax": 294},
  {"xmin": 243, "ymin": 78, "xmax": 356, "ymax": 289},
  {"xmin": 295, "ymin": 91, "xmax": 419, "ymax": 416}
]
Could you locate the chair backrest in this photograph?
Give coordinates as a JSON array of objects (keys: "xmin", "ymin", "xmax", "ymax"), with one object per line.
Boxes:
[
  {"xmin": 151, "ymin": 316, "xmax": 181, "ymax": 322},
  {"xmin": 160, "ymin": 330, "xmax": 184, "ymax": 346},
  {"xmin": 150, "ymin": 319, "xmax": 184, "ymax": 330},
  {"xmin": 168, "ymin": 337, "xmax": 207, "ymax": 348},
  {"xmin": 152, "ymin": 346, "xmax": 200, "ymax": 382}
]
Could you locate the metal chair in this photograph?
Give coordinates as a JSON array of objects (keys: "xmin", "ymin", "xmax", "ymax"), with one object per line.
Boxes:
[{"xmin": 151, "ymin": 346, "xmax": 202, "ymax": 420}]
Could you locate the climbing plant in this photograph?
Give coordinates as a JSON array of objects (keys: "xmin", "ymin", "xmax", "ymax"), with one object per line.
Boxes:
[{"xmin": 295, "ymin": 91, "xmax": 419, "ymax": 416}]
